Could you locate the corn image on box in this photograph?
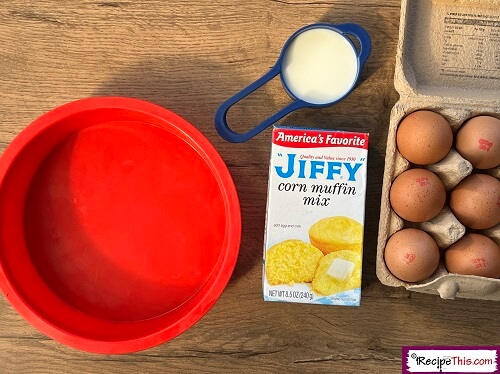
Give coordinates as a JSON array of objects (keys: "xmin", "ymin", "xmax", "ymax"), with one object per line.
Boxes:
[{"xmin": 263, "ymin": 126, "xmax": 369, "ymax": 306}]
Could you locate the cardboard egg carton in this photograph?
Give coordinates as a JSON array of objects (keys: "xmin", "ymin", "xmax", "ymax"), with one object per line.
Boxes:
[{"xmin": 376, "ymin": 0, "xmax": 500, "ymax": 300}]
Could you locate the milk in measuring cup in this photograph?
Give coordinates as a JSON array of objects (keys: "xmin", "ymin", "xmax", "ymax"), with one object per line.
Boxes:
[{"xmin": 281, "ymin": 28, "xmax": 358, "ymax": 105}]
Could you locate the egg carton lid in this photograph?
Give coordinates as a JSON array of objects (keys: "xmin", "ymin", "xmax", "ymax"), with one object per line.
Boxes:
[{"xmin": 395, "ymin": 0, "xmax": 500, "ymax": 106}]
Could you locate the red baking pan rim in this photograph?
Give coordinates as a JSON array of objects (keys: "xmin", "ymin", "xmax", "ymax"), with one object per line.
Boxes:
[{"xmin": 0, "ymin": 97, "xmax": 241, "ymax": 353}]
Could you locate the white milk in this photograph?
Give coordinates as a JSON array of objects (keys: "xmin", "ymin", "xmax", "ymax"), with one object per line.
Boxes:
[{"xmin": 281, "ymin": 28, "xmax": 359, "ymax": 105}]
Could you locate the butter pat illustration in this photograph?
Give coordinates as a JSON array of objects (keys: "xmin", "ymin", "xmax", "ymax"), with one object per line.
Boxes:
[
  {"xmin": 327, "ymin": 258, "xmax": 355, "ymax": 281},
  {"xmin": 313, "ymin": 250, "xmax": 362, "ymax": 296},
  {"xmin": 263, "ymin": 126, "xmax": 368, "ymax": 306}
]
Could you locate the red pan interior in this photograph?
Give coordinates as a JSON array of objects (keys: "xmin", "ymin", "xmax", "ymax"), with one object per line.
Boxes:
[{"xmin": 0, "ymin": 97, "xmax": 241, "ymax": 353}]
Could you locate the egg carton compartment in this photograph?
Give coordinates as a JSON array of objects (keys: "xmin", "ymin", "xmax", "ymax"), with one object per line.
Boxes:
[
  {"xmin": 376, "ymin": 101, "xmax": 500, "ymax": 301},
  {"xmin": 409, "ymin": 207, "xmax": 466, "ymax": 249}
]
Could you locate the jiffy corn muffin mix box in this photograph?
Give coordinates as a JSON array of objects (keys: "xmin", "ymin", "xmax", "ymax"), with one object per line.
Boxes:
[{"xmin": 263, "ymin": 126, "xmax": 369, "ymax": 306}]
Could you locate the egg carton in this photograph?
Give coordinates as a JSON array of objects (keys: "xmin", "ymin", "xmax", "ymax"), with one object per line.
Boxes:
[{"xmin": 376, "ymin": 0, "xmax": 500, "ymax": 301}]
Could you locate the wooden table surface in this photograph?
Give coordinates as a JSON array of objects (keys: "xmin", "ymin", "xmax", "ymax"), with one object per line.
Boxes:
[{"xmin": 0, "ymin": 1, "xmax": 498, "ymax": 373}]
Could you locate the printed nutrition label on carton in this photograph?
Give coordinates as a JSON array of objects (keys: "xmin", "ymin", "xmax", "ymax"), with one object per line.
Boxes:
[
  {"xmin": 441, "ymin": 9, "xmax": 500, "ymax": 80},
  {"xmin": 262, "ymin": 127, "xmax": 368, "ymax": 307}
]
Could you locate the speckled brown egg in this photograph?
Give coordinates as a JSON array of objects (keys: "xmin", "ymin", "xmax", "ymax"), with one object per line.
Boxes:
[
  {"xmin": 396, "ymin": 110, "xmax": 453, "ymax": 165},
  {"xmin": 445, "ymin": 233, "xmax": 500, "ymax": 278},
  {"xmin": 384, "ymin": 228, "xmax": 440, "ymax": 282},
  {"xmin": 456, "ymin": 115, "xmax": 500, "ymax": 169},
  {"xmin": 389, "ymin": 168, "xmax": 446, "ymax": 222},
  {"xmin": 450, "ymin": 174, "xmax": 500, "ymax": 229}
]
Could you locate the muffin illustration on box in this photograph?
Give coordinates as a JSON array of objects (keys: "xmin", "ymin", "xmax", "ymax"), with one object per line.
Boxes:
[
  {"xmin": 309, "ymin": 216, "xmax": 363, "ymax": 254},
  {"xmin": 312, "ymin": 249, "xmax": 362, "ymax": 295},
  {"xmin": 265, "ymin": 240, "xmax": 323, "ymax": 285},
  {"xmin": 263, "ymin": 127, "xmax": 368, "ymax": 306},
  {"xmin": 308, "ymin": 216, "xmax": 363, "ymax": 295},
  {"xmin": 264, "ymin": 217, "xmax": 363, "ymax": 295}
]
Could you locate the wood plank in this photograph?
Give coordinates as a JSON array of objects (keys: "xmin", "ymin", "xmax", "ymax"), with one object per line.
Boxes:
[{"xmin": 0, "ymin": 0, "xmax": 498, "ymax": 373}]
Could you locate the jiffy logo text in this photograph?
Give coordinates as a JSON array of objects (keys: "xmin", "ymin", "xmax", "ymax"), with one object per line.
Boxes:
[{"xmin": 274, "ymin": 153, "xmax": 363, "ymax": 181}]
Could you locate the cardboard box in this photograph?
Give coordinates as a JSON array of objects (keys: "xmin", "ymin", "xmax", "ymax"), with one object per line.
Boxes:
[
  {"xmin": 376, "ymin": 0, "xmax": 500, "ymax": 300},
  {"xmin": 263, "ymin": 126, "xmax": 368, "ymax": 306}
]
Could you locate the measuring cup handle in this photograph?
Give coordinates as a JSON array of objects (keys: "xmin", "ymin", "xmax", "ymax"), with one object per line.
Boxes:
[
  {"xmin": 335, "ymin": 23, "xmax": 372, "ymax": 68},
  {"xmin": 215, "ymin": 65, "xmax": 305, "ymax": 143}
]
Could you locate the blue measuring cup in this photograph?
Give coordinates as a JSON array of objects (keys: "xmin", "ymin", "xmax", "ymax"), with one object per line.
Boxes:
[{"xmin": 215, "ymin": 23, "xmax": 371, "ymax": 143}]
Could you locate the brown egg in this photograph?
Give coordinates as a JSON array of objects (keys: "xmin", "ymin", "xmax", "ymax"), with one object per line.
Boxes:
[
  {"xmin": 456, "ymin": 116, "xmax": 500, "ymax": 169},
  {"xmin": 450, "ymin": 174, "xmax": 500, "ymax": 229},
  {"xmin": 396, "ymin": 110, "xmax": 453, "ymax": 165},
  {"xmin": 445, "ymin": 234, "xmax": 500, "ymax": 278},
  {"xmin": 384, "ymin": 228, "xmax": 440, "ymax": 282},
  {"xmin": 390, "ymin": 168, "xmax": 446, "ymax": 222}
]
